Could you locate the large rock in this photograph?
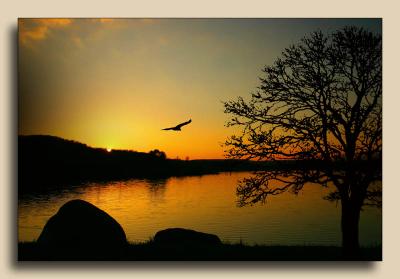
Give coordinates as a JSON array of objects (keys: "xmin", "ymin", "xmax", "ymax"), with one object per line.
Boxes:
[
  {"xmin": 37, "ymin": 199, "xmax": 127, "ymax": 260},
  {"xmin": 154, "ymin": 228, "xmax": 221, "ymax": 246}
]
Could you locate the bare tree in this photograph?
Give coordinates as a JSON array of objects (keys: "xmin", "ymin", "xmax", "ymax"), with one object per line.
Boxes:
[{"xmin": 223, "ymin": 26, "xmax": 381, "ymax": 257}]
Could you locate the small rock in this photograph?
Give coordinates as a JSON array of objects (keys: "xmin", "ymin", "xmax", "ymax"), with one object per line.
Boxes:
[{"xmin": 154, "ymin": 228, "xmax": 221, "ymax": 246}]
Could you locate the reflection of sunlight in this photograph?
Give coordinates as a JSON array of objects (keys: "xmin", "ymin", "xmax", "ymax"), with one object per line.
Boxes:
[
  {"xmin": 147, "ymin": 178, "xmax": 168, "ymax": 203},
  {"xmin": 18, "ymin": 172, "xmax": 381, "ymax": 246}
]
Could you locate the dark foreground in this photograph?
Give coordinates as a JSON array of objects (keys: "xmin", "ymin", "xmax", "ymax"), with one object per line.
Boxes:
[{"xmin": 18, "ymin": 241, "xmax": 381, "ymax": 261}]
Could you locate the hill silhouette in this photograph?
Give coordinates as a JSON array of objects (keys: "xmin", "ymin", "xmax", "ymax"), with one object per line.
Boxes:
[
  {"xmin": 19, "ymin": 135, "xmax": 282, "ymax": 194},
  {"xmin": 19, "ymin": 135, "xmax": 376, "ymax": 195}
]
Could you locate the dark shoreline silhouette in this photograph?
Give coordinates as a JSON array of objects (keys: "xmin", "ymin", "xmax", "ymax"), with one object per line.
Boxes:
[
  {"xmin": 19, "ymin": 135, "xmax": 326, "ymax": 195},
  {"xmin": 18, "ymin": 241, "xmax": 382, "ymax": 261}
]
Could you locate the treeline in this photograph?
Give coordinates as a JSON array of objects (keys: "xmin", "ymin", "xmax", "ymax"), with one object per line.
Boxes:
[
  {"xmin": 18, "ymin": 135, "xmax": 272, "ymax": 194},
  {"xmin": 18, "ymin": 135, "xmax": 381, "ymax": 194}
]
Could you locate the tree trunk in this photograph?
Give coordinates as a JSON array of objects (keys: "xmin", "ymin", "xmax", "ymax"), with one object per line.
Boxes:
[{"xmin": 341, "ymin": 199, "xmax": 361, "ymax": 259}]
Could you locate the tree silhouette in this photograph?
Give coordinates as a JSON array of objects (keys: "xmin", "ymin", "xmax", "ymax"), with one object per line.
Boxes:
[
  {"xmin": 223, "ymin": 26, "xmax": 381, "ymax": 257},
  {"xmin": 149, "ymin": 149, "xmax": 167, "ymax": 160}
]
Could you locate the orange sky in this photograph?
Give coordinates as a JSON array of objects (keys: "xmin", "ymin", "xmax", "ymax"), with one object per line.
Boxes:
[{"xmin": 18, "ymin": 18, "xmax": 381, "ymax": 159}]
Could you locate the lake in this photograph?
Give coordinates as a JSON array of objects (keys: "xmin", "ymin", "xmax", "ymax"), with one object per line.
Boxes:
[{"xmin": 18, "ymin": 172, "xmax": 381, "ymax": 246}]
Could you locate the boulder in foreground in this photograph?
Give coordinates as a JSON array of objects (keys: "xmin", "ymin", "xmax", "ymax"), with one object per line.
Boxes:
[{"xmin": 37, "ymin": 199, "xmax": 127, "ymax": 260}]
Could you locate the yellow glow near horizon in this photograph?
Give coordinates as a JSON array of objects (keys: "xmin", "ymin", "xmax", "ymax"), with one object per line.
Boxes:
[{"xmin": 18, "ymin": 19, "xmax": 381, "ymax": 159}]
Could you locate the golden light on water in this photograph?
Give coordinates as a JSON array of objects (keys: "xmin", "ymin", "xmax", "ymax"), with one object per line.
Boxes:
[{"xmin": 17, "ymin": 172, "xmax": 382, "ymax": 245}]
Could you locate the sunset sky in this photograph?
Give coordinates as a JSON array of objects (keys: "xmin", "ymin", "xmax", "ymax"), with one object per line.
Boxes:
[{"xmin": 18, "ymin": 18, "xmax": 381, "ymax": 159}]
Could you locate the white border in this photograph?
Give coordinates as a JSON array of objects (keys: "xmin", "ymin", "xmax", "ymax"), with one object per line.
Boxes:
[{"xmin": 1, "ymin": 0, "xmax": 398, "ymax": 278}]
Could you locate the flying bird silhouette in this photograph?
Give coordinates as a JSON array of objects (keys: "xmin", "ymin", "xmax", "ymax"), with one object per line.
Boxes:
[{"xmin": 162, "ymin": 119, "xmax": 192, "ymax": 131}]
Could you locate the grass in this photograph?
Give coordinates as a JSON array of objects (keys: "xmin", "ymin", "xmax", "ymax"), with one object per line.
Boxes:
[{"xmin": 18, "ymin": 241, "xmax": 382, "ymax": 261}]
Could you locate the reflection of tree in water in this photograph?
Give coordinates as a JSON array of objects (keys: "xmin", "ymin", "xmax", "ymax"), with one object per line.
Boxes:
[{"xmin": 146, "ymin": 178, "xmax": 168, "ymax": 203}]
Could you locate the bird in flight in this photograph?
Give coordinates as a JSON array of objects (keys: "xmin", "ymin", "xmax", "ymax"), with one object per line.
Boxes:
[{"xmin": 162, "ymin": 119, "xmax": 192, "ymax": 131}]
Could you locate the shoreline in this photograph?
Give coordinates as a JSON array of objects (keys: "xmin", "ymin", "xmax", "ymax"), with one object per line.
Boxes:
[{"xmin": 18, "ymin": 241, "xmax": 382, "ymax": 261}]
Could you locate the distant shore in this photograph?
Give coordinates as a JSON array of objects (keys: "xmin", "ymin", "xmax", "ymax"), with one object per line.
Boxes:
[
  {"xmin": 19, "ymin": 135, "xmax": 320, "ymax": 194},
  {"xmin": 18, "ymin": 241, "xmax": 382, "ymax": 261}
]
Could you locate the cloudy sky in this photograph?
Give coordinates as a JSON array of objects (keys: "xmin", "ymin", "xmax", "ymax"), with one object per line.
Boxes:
[{"xmin": 18, "ymin": 18, "xmax": 381, "ymax": 159}]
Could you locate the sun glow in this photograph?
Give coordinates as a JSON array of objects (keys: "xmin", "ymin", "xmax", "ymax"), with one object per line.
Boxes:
[{"xmin": 18, "ymin": 19, "xmax": 382, "ymax": 160}]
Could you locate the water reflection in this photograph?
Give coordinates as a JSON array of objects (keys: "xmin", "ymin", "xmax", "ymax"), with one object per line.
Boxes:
[
  {"xmin": 18, "ymin": 172, "xmax": 381, "ymax": 246},
  {"xmin": 146, "ymin": 178, "xmax": 168, "ymax": 203}
]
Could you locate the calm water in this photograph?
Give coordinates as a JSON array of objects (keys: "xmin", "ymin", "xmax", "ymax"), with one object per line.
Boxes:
[{"xmin": 18, "ymin": 172, "xmax": 381, "ymax": 246}]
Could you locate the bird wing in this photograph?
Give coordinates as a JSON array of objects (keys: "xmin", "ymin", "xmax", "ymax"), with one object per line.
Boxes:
[
  {"xmin": 175, "ymin": 119, "xmax": 192, "ymax": 129},
  {"xmin": 162, "ymin": 119, "xmax": 191, "ymax": 131}
]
